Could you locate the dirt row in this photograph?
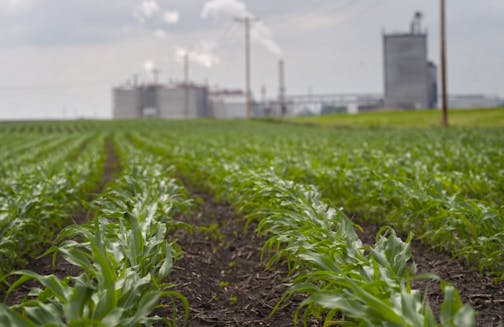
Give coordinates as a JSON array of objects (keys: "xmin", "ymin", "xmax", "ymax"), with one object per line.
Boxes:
[
  {"xmin": 159, "ymin": 188, "xmax": 317, "ymax": 326},
  {"xmin": 73, "ymin": 136, "xmax": 120, "ymax": 224}
]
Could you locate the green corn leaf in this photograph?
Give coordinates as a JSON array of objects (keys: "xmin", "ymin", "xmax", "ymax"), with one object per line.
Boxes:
[
  {"xmin": 124, "ymin": 290, "xmax": 161, "ymax": 325},
  {"xmin": 0, "ymin": 304, "xmax": 37, "ymax": 327},
  {"xmin": 65, "ymin": 285, "xmax": 94, "ymax": 321}
]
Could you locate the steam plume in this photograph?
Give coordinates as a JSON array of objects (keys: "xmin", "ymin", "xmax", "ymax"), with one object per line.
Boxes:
[
  {"xmin": 175, "ymin": 42, "xmax": 220, "ymax": 68},
  {"xmin": 201, "ymin": 0, "xmax": 283, "ymax": 58}
]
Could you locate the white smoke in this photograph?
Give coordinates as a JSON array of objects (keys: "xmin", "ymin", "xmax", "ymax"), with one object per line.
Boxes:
[
  {"xmin": 201, "ymin": 0, "xmax": 283, "ymax": 58},
  {"xmin": 250, "ymin": 22, "xmax": 282, "ymax": 57},
  {"xmin": 144, "ymin": 60, "xmax": 155, "ymax": 73},
  {"xmin": 175, "ymin": 42, "xmax": 220, "ymax": 68}
]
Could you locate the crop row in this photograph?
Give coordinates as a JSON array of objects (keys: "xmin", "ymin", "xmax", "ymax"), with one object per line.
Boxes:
[
  {"xmin": 0, "ymin": 121, "xmax": 102, "ymax": 134},
  {"xmin": 1, "ymin": 134, "xmax": 189, "ymax": 326},
  {"xmin": 0, "ymin": 134, "xmax": 105, "ymax": 278},
  {"xmin": 0, "ymin": 121, "xmax": 499, "ymax": 326},
  {"xmin": 130, "ymin": 122, "xmax": 504, "ymax": 280},
  {"xmin": 129, "ymin": 131, "xmax": 475, "ymax": 326}
]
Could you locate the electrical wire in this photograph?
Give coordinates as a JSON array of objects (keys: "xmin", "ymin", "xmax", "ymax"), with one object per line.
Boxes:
[{"xmin": 267, "ymin": 0, "xmax": 371, "ymax": 32}]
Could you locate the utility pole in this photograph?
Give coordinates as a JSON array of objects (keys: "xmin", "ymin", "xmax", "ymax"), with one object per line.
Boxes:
[
  {"xmin": 184, "ymin": 52, "xmax": 190, "ymax": 118},
  {"xmin": 440, "ymin": 0, "xmax": 448, "ymax": 127},
  {"xmin": 235, "ymin": 16, "xmax": 258, "ymax": 118}
]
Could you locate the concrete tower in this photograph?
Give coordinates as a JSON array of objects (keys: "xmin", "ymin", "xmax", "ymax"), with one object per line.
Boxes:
[{"xmin": 383, "ymin": 12, "xmax": 437, "ymax": 109}]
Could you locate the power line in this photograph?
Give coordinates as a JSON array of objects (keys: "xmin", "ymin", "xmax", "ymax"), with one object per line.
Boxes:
[
  {"xmin": 272, "ymin": 0, "xmax": 354, "ymax": 23},
  {"xmin": 269, "ymin": 0, "xmax": 378, "ymax": 33},
  {"xmin": 323, "ymin": 0, "xmax": 364, "ymax": 16},
  {"xmin": 213, "ymin": 21, "xmax": 238, "ymax": 47}
]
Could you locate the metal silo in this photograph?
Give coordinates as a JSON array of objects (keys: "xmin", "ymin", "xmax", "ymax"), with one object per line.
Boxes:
[{"xmin": 383, "ymin": 12, "xmax": 435, "ymax": 109}]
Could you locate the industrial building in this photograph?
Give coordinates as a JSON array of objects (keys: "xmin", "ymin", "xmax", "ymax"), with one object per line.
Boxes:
[
  {"xmin": 383, "ymin": 12, "xmax": 438, "ymax": 109},
  {"xmin": 210, "ymin": 89, "xmax": 248, "ymax": 119},
  {"xmin": 448, "ymin": 94, "xmax": 504, "ymax": 109},
  {"xmin": 113, "ymin": 58, "xmax": 292, "ymax": 119},
  {"xmin": 113, "ymin": 83, "xmax": 211, "ymax": 119}
]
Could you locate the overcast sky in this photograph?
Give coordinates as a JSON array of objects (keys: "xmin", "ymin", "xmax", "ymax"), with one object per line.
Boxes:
[{"xmin": 0, "ymin": 0, "xmax": 503, "ymax": 119}]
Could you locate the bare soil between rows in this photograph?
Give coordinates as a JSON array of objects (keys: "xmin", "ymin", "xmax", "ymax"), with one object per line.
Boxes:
[
  {"xmin": 159, "ymin": 187, "xmax": 319, "ymax": 326},
  {"xmin": 74, "ymin": 136, "xmax": 120, "ymax": 224},
  {"xmin": 354, "ymin": 220, "xmax": 504, "ymax": 327}
]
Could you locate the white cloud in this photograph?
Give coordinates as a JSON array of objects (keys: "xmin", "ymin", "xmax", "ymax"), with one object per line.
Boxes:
[
  {"xmin": 134, "ymin": 0, "xmax": 161, "ymax": 23},
  {"xmin": 132, "ymin": 1, "xmax": 180, "ymax": 34},
  {"xmin": 129, "ymin": 2, "xmax": 180, "ymax": 42},
  {"xmin": 163, "ymin": 10, "xmax": 180, "ymax": 24}
]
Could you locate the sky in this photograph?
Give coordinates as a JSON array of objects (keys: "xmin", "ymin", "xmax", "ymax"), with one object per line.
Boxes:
[{"xmin": 0, "ymin": 0, "xmax": 503, "ymax": 119}]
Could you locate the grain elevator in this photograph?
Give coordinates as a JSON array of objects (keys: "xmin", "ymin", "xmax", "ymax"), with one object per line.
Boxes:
[{"xmin": 383, "ymin": 12, "xmax": 438, "ymax": 109}]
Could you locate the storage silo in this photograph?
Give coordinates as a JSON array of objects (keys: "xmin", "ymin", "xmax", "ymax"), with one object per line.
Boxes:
[
  {"xmin": 113, "ymin": 87, "xmax": 140, "ymax": 119},
  {"xmin": 158, "ymin": 84, "xmax": 210, "ymax": 119},
  {"xmin": 113, "ymin": 82, "xmax": 210, "ymax": 119},
  {"xmin": 383, "ymin": 12, "xmax": 435, "ymax": 109}
]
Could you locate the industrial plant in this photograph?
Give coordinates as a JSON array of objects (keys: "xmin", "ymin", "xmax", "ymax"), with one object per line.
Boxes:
[
  {"xmin": 383, "ymin": 12, "xmax": 438, "ymax": 109},
  {"xmin": 113, "ymin": 59, "xmax": 290, "ymax": 120},
  {"xmin": 112, "ymin": 11, "xmax": 500, "ymax": 120},
  {"xmin": 113, "ymin": 83, "xmax": 211, "ymax": 119}
]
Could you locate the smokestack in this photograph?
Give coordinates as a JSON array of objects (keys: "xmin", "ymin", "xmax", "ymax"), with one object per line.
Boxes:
[
  {"xmin": 184, "ymin": 53, "xmax": 190, "ymax": 118},
  {"xmin": 184, "ymin": 53, "xmax": 189, "ymax": 85},
  {"xmin": 278, "ymin": 59, "xmax": 286, "ymax": 116},
  {"xmin": 153, "ymin": 69, "xmax": 160, "ymax": 84}
]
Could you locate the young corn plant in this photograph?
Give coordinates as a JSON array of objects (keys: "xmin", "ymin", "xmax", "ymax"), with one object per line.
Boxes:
[
  {"xmin": 129, "ymin": 131, "xmax": 475, "ymax": 326},
  {"xmin": 1, "ymin": 139, "xmax": 190, "ymax": 326},
  {"xmin": 232, "ymin": 170, "xmax": 474, "ymax": 327},
  {"xmin": 133, "ymin": 125, "xmax": 504, "ymax": 280},
  {"xmin": 0, "ymin": 135, "xmax": 106, "ymax": 278}
]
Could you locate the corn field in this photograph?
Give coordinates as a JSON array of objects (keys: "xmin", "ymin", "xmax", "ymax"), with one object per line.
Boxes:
[{"xmin": 0, "ymin": 120, "xmax": 502, "ymax": 326}]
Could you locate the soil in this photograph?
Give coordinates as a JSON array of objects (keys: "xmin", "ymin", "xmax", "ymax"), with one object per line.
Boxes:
[
  {"xmin": 354, "ymin": 219, "xmax": 504, "ymax": 327},
  {"xmin": 74, "ymin": 137, "xmax": 120, "ymax": 224},
  {"xmin": 158, "ymin": 186, "xmax": 320, "ymax": 327}
]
